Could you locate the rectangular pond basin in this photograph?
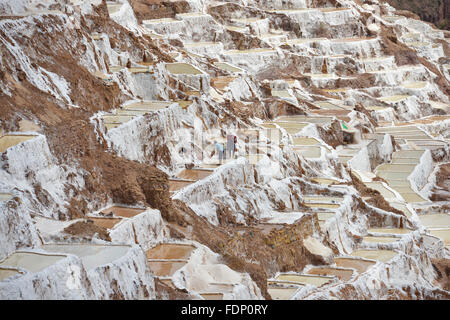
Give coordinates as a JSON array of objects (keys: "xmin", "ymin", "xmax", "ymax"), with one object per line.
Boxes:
[
  {"xmin": 399, "ymin": 192, "xmax": 426, "ymax": 203},
  {"xmin": 307, "ymin": 267, "xmax": 354, "ymax": 281},
  {"xmin": 104, "ymin": 123, "xmax": 121, "ymax": 130},
  {"xmin": 364, "ymin": 182, "xmax": 396, "ymax": 199},
  {"xmin": 200, "ymin": 293, "xmax": 224, "ymax": 300},
  {"xmin": 146, "ymin": 244, "xmax": 195, "ymax": 260},
  {"xmin": 123, "ymin": 101, "xmax": 173, "ymax": 112},
  {"xmin": 392, "ymin": 150, "xmax": 424, "ymax": 158},
  {"xmin": 294, "ymin": 146, "xmax": 321, "ymax": 158},
  {"xmin": 377, "ymin": 171, "xmax": 411, "ymax": 180},
  {"xmin": 0, "ymin": 267, "xmax": 22, "ymax": 282},
  {"xmin": 42, "ymin": 244, "xmax": 130, "ymax": 270},
  {"xmin": 274, "ymin": 274, "xmax": 334, "ymax": 287},
  {"xmin": 314, "ymin": 101, "xmax": 345, "ymax": 110},
  {"xmin": 267, "ymin": 286, "xmax": 299, "ymax": 300},
  {"xmin": 275, "ymin": 121, "xmax": 308, "ymax": 129},
  {"xmin": 214, "ymin": 62, "xmax": 243, "ymax": 73},
  {"xmin": 317, "ymin": 212, "xmax": 336, "ymax": 222},
  {"xmin": 0, "ymin": 193, "xmax": 12, "ymax": 202},
  {"xmin": 100, "ymin": 206, "xmax": 146, "ymax": 218},
  {"xmin": 147, "ymin": 261, "xmax": 187, "ymax": 277},
  {"xmin": 418, "ymin": 214, "xmax": 450, "ymax": 228},
  {"xmin": 128, "ymin": 67, "xmax": 152, "ymax": 74},
  {"xmin": 391, "ymin": 157, "xmax": 421, "ymax": 164},
  {"xmin": 428, "ymin": 229, "xmax": 450, "ymax": 244},
  {"xmin": 305, "ymin": 203, "xmax": 341, "ymax": 209},
  {"xmin": 376, "ymin": 126, "xmax": 419, "ymax": 133},
  {"xmin": 102, "ymin": 115, "xmax": 135, "ymax": 124},
  {"xmin": 378, "ymin": 95, "xmax": 409, "ymax": 103},
  {"xmin": 368, "ymin": 228, "xmax": 413, "ymax": 235},
  {"xmin": 88, "ymin": 217, "xmax": 122, "ymax": 230},
  {"xmin": 166, "ymin": 63, "xmax": 203, "ymax": 75},
  {"xmin": 376, "ymin": 164, "xmax": 416, "ymax": 173},
  {"xmin": 362, "ymin": 236, "xmax": 400, "ymax": 244},
  {"xmin": 312, "ymin": 178, "xmax": 339, "ymax": 186},
  {"xmin": 292, "ymin": 137, "xmax": 320, "ymax": 146},
  {"xmin": 350, "ymin": 249, "xmax": 397, "ymax": 263},
  {"xmin": 176, "ymin": 169, "xmax": 212, "ymax": 181},
  {"xmin": 334, "ymin": 257, "xmax": 376, "ymax": 273},
  {"xmin": 280, "ymin": 117, "xmax": 333, "ymax": 125},
  {"xmin": 272, "ymin": 90, "xmax": 293, "ymax": 99},
  {"xmin": 0, "ymin": 135, "xmax": 36, "ymax": 153},
  {"xmin": 303, "ymin": 196, "xmax": 343, "ymax": 203},
  {"xmin": 0, "ymin": 251, "xmax": 67, "ymax": 273}
]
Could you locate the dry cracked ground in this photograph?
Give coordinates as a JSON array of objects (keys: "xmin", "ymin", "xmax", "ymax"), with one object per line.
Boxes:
[{"xmin": 0, "ymin": 0, "xmax": 449, "ymax": 300}]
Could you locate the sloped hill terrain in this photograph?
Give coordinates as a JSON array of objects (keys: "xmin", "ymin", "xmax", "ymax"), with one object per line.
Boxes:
[{"xmin": 0, "ymin": 0, "xmax": 449, "ymax": 300}]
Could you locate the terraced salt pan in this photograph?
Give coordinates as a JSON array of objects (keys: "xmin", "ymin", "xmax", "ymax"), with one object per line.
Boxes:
[
  {"xmin": 268, "ymin": 286, "xmax": 299, "ymax": 300},
  {"xmin": 147, "ymin": 261, "xmax": 187, "ymax": 277},
  {"xmin": 0, "ymin": 135, "xmax": 37, "ymax": 153},
  {"xmin": 418, "ymin": 214, "xmax": 450, "ymax": 228},
  {"xmin": 378, "ymin": 95, "xmax": 409, "ymax": 103},
  {"xmin": 334, "ymin": 257, "xmax": 376, "ymax": 273},
  {"xmin": 231, "ymin": 17, "xmax": 266, "ymax": 24},
  {"xmin": 368, "ymin": 228, "xmax": 413, "ymax": 235},
  {"xmin": 169, "ymin": 179, "xmax": 195, "ymax": 192},
  {"xmin": 312, "ymin": 178, "xmax": 339, "ymax": 186},
  {"xmin": 292, "ymin": 137, "xmax": 321, "ymax": 146},
  {"xmin": 272, "ymin": 90, "xmax": 293, "ymax": 98},
  {"xmin": 350, "ymin": 249, "xmax": 397, "ymax": 263},
  {"xmin": 399, "ymin": 192, "xmax": 426, "ymax": 203},
  {"xmin": 428, "ymin": 229, "xmax": 450, "ymax": 244},
  {"xmin": 106, "ymin": 3, "xmax": 122, "ymax": 15},
  {"xmin": 317, "ymin": 212, "xmax": 336, "ymax": 221},
  {"xmin": 307, "ymin": 267, "xmax": 354, "ymax": 281},
  {"xmin": 274, "ymin": 274, "xmax": 334, "ymax": 287},
  {"xmin": 305, "ymin": 203, "xmax": 340, "ymax": 209},
  {"xmin": 362, "ymin": 236, "xmax": 400, "ymax": 244},
  {"xmin": 277, "ymin": 125, "xmax": 309, "ymax": 136},
  {"xmin": 376, "ymin": 171, "xmax": 411, "ymax": 180},
  {"xmin": 389, "ymin": 202, "xmax": 412, "ymax": 218},
  {"xmin": 276, "ymin": 116, "xmax": 332, "ymax": 124},
  {"xmin": 364, "ymin": 182, "xmax": 397, "ymax": 199},
  {"xmin": 293, "ymin": 146, "xmax": 321, "ymax": 158},
  {"xmin": 102, "ymin": 115, "xmax": 135, "ymax": 124},
  {"xmin": 166, "ymin": 63, "xmax": 203, "ymax": 75},
  {"xmin": 176, "ymin": 169, "xmax": 213, "ymax": 181},
  {"xmin": 314, "ymin": 101, "xmax": 345, "ymax": 110},
  {"xmin": 377, "ymin": 126, "xmax": 422, "ymax": 134},
  {"xmin": 303, "ymin": 196, "xmax": 343, "ymax": 203},
  {"xmin": 0, "ymin": 252, "xmax": 66, "ymax": 273},
  {"xmin": 376, "ymin": 164, "xmax": 416, "ymax": 173},
  {"xmin": 146, "ymin": 244, "xmax": 195, "ymax": 260},
  {"xmin": 200, "ymin": 293, "xmax": 224, "ymax": 300},
  {"xmin": 263, "ymin": 212, "xmax": 305, "ymax": 224},
  {"xmin": 402, "ymin": 81, "xmax": 428, "ymax": 89},
  {"xmin": 41, "ymin": 244, "xmax": 130, "ymax": 270},
  {"xmin": 392, "ymin": 150, "xmax": 425, "ymax": 159},
  {"xmin": 0, "ymin": 267, "xmax": 21, "ymax": 282},
  {"xmin": 100, "ymin": 206, "xmax": 146, "ymax": 218},
  {"xmin": 224, "ymin": 48, "xmax": 277, "ymax": 55},
  {"xmin": 214, "ymin": 62, "xmax": 243, "ymax": 73},
  {"xmin": 89, "ymin": 217, "xmax": 122, "ymax": 230},
  {"xmin": 0, "ymin": 193, "xmax": 12, "ymax": 202}
]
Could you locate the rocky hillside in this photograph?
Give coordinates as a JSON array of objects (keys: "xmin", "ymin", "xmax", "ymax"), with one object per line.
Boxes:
[
  {"xmin": 385, "ymin": 0, "xmax": 450, "ymax": 30},
  {"xmin": 0, "ymin": 0, "xmax": 449, "ymax": 300}
]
